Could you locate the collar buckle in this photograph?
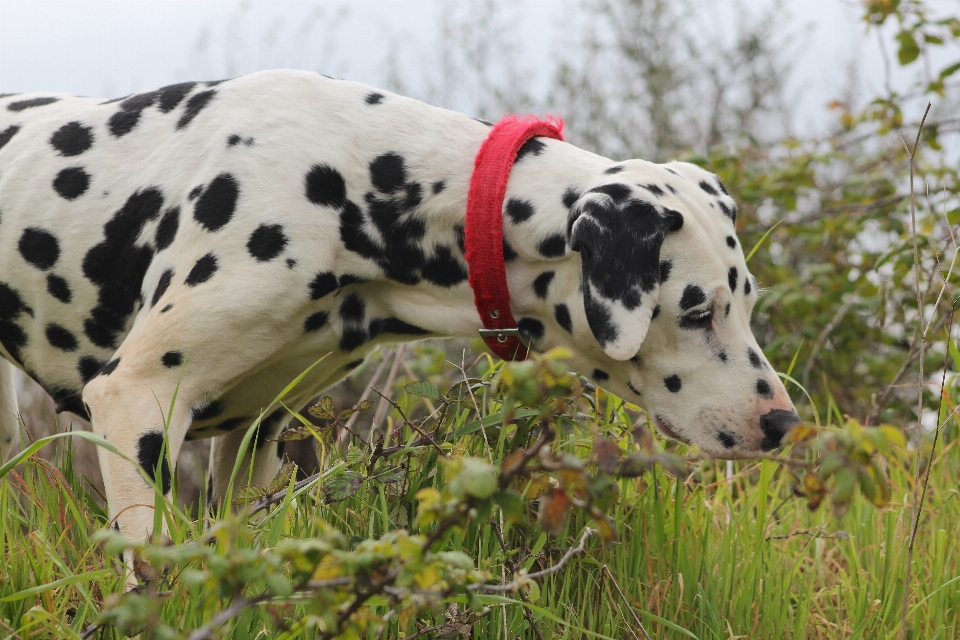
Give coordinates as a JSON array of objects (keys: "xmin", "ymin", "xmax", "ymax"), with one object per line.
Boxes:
[{"xmin": 478, "ymin": 327, "xmax": 528, "ymax": 347}]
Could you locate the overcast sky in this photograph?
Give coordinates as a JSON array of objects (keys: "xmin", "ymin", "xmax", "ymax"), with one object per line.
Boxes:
[{"xmin": 0, "ymin": 1, "xmax": 952, "ymax": 135}]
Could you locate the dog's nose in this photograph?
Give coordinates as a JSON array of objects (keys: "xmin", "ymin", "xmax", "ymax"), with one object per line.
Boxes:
[{"xmin": 760, "ymin": 409, "xmax": 801, "ymax": 451}]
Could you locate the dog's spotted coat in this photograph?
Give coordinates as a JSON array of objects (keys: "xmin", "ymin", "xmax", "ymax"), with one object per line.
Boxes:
[{"xmin": 0, "ymin": 70, "xmax": 799, "ymax": 580}]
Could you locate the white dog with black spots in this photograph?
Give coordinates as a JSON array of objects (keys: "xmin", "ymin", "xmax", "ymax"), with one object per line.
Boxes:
[{"xmin": 0, "ymin": 70, "xmax": 799, "ymax": 585}]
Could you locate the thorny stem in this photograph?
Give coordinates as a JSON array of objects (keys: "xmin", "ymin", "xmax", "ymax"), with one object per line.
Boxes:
[{"xmin": 899, "ymin": 101, "xmax": 931, "ymax": 640}]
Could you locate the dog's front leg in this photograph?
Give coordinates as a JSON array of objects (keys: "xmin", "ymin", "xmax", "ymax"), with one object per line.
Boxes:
[
  {"xmin": 82, "ymin": 361, "xmax": 192, "ymax": 590},
  {"xmin": 0, "ymin": 358, "xmax": 20, "ymax": 464}
]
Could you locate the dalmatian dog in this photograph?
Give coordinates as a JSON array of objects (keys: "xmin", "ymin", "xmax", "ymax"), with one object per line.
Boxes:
[{"xmin": 0, "ymin": 69, "xmax": 799, "ymax": 579}]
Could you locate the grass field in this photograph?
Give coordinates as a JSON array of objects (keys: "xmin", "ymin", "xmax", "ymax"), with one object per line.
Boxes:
[{"xmin": 1, "ymin": 348, "xmax": 958, "ymax": 639}]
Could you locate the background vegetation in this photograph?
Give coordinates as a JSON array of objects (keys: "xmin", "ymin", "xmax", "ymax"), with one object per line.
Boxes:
[{"xmin": 3, "ymin": 0, "xmax": 960, "ymax": 637}]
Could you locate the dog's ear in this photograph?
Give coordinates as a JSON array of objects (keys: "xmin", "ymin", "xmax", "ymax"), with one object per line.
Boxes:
[{"xmin": 569, "ymin": 186, "xmax": 683, "ymax": 360}]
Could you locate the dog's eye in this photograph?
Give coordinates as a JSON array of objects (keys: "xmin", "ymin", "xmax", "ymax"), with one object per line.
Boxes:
[{"xmin": 680, "ymin": 309, "xmax": 713, "ymax": 330}]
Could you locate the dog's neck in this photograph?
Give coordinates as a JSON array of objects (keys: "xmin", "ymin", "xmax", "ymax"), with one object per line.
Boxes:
[{"xmin": 374, "ymin": 133, "xmax": 611, "ymax": 359}]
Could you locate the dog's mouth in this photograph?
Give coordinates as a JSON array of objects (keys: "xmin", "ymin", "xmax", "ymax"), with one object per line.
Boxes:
[{"xmin": 655, "ymin": 415, "xmax": 687, "ymax": 443}]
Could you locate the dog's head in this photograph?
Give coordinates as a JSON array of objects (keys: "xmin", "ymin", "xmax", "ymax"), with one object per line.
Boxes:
[{"xmin": 556, "ymin": 160, "xmax": 799, "ymax": 456}]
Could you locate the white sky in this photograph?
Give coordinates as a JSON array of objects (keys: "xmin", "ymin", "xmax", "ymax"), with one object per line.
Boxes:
[{"xmin": 0, "ymin": 1, "xmax": 954, "ymax": 135}]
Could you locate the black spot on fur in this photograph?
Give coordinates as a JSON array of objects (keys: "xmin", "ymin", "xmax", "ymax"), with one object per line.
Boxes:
[
  {"xmin": 421, "ymin": 246, "xmax": 467, "ymax": 287},
  {"xmin": 177, "ymin": 90, "xmax": 215, "ymax": 129},
  {"xmin": 592, "ymin": 368, "xmax": 609, "ymax": 381},
  {"xmin": 0, "ymin": 282, "xmax": 28, "ymax": 363},
  {"xmin": 185, "ymin": 254, "xmax": 217, "ymax": 286},
  {"xmin": 663, "ymin": 208, "xmax": 684, "ymax": 231},
  {"xmin": 155, "ymin": 207, "xmax": 179, "ymax": 251},
  {"xmin": 744, "ymin": 276, "xmax": 752, "ymax": 295},
  {"xmin": 8, "ymin": 97, "xmax": 58, "ymax": 111},
  {"xmin": 368, "ymin": 317, "xmax": 430, "ymax": 339},
  {"xmin": 715, "ymin": 179, "xmax": 729, "ymax": 195},
  {"xmin": 515, "ymin": 137, "xmax": 545, "ymax": 161},
  {"xmin": 538, "ymin": 233, "xmax": 566, "ymax": 258},
  {"xmin": 589, "ymin": 183, "xmax": 632, "ymax": 204},
  {"xmin": 193, "ymin": 399, "xmax": 225, "ymax": 422},
  {"xmin": 554, "ymin": 303, "xmax": 572, "ymax": 333},
  {"xmin": 77, "ymin": 356, "xmax": 105, "ymax": 383},
  {"xmin": 562, "ymin": 187, "xmax": 580, "ymax": 209},
  {"xmin": 305, "ymin": 165, "xmax": 347, "ymax": 208},
  {"xmin": 50, "ymin": 122, "xmax": 93, "ymax": 156},
  {"xmin": 107, "ymin": 91, "xmax": 157, "ymax": 137},
  {"xmin": 213, "ymin": 417, "xmax": 249, "ymax": 432},
  {"xmin": 604, "ymin": 165, "xmax": 623, "ymax": 174},
  {"xmin": 728, "ymin": 267, "xmax": 738, "ymax": 293},
  {"xmin": 157, "ymin": 82, "xmax": 196, "ymax": 112},
  {"xmin": 46, "ymin": 275, "xmax": 72, "ymax": 303},
  {"xmin": 641, "ymin": 183, "xmax": 665, "ymax": 197},
  {"xmin": 304, "ymin": 311, "xmax": 329, "ymax": 333},
  {"xmin": 505, "ymin": 198, "xmax": 535, "ymax": 224},
  {"xmin": 679, "ymin": 285, "xmax": 706, "ymax": 311},
  {"xmin": 651, "ymin": 305, "xmax": 660, "ymax": 320},
  {"xmin": 51, "ymin": 387, "xmax": 86, "ymax": 416},
  {"xmin": 254, "ymin": 412, "xmax": 285, "ymax": 451},
  {"xmin": 53, "ymin": 167, "xmax": 90, "ymax": 200},
  {"xmin": 454, "ymin": 225, "xmax": 465, "ymax": 254},
  {"xmin": 0, "ymin": 125, "xmax": 20, "ymax": 150},
  {"xmin": 756, "ymin": 379, "xmax": 773, "ymax": 398},
  {"xmin": 583, "ymin": 295, "xmax": 618, "ymax": 347},
  {"xmin": 309, "ymin": 272, "xmax": 338, "ymax": 300},
  {"xmin": 194, "ymin": 173, "xmax": 239, "ymax": 232},
  {"xmin": 161, "ymin": 351, "xmax": 183, "ymax": 368},
  {"xmin": 717, "ymin": 430, "xmax": 737, "ymax": 449},
  {"xmin": 717, "ymin": 200, "xmax": 736, "ymax": 222},
  {"xmin": 102, "ymin": 358, "xmax": 120, "ymax": 375},
  {"xmin": 726, "ymin": 236, "xmax": 736, "ymax": 249},
  {"xmin": 188, "ymin": 185, "xmax": 203, "ymax": 200},
  {"xmin": 533, "ymin": 271, "xmax": 554, "ymax": 299},
  {"xmin": 82, "ymin": 188, "xmax": 163, "ymax": 348},
  {"xmin": 338, "ymin": 294, "xmax": 367, "ymax": 351},
  {"xmin": 664, "ymin": 375, "xmax": 682, "ymax": 393},
  {"xmin": 160, "ymin": 304, "xmax": 173, "ymax": 313},
  {"xmin": 748, "ymin": 348, "xmax": 763, "ymax": 369},
  {"xmin": 370, "ymin": 153, "xmax": 407, "ymax": 194},
  {"xmin": 45, "ymin": 324, "xmax": 78, "ymax": 351},
  {"xmin": 152, "ymin": 269, "xmax": 173, "ymax": 307},
  {"xmin": 698, "ymin": 180, "xmax": 718, "ymax": 195},
  {"xmin": 286, "ymin": 258, "xmax": 296, "ymax": 268},
  {"xmin": 432, "ymin": 180, "xmax": 446, "ymax": 194},
  {"xmin": 718, "ymin": 349, "xmax": 728, "ymax": 362},
  {"xmin": 658, "ymin": 260, "xmax": 672, "ymax": 283},
  {"xmin": 725, "ymin": 302, "xmax": 731, "ymax": 317},
  {"xmin": 518, "ymin": 318, "xmax": 544, "ymax": 343},
  {"xmin": 18, "ymin": 228, "xmax": 60, "ymax": 270},
  {"xmin": 365, "ymin": 92, "xmax": 384, "ymax": 105},
  {"xmin": 137, "ymin": 430, "xmax": 172, "ymax": 495},
  {"xmin": 502, "ymin": 240, "xmax": 518, "ymax": 262},
  {"xmin": 247, "ymin": 224, "xmax": 288, "ymax": 262},
  {"xmin": 227, "ymin": 134, "xmax": 241, "ymax": 146}
]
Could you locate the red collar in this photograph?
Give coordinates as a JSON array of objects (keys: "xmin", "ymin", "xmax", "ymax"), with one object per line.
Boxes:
[{"xmin": 464, "ymin": 115, "xmax": 564, "ymax": 361}]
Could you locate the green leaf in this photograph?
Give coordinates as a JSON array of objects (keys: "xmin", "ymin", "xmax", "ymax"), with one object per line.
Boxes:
[
  {"xmin": 404, "ymin": 380, "xmax": 440, "ymax": 400},
  {"xmin": 268, "ymin": 461, "xmax": 298, "ymax": 494},
  {"xmin": 233, "ymin": 485, "xmax": 267, "ymax": 506},
  {"xmin": 325, "ymin": 470, "xmax": 365, "ymax": 503},
  {"xmin": 493, "ymin": 490, "xmax": 527, "ymax": 523},
  {"xmin": 370, "ymin": 465, "xmax": 405, "ymax": 484},
  {"xmin": 308, "ymin": 396, "xmax": 336, "ymax": 420},
  {"xmin": 896, "ymin": 30, "xmax": 920, "ymax": 65},
  {"xmin": 449, "ymin": 457, "xmax": 499, "ymax": 499}
]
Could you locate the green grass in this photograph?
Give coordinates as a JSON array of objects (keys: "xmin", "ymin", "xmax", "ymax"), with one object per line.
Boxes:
[{"xmin": 1, "ymin": 353, "xmax": 959, "ymax": 639}]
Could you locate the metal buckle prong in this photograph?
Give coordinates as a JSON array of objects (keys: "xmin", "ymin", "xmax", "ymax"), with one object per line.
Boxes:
[{"xmin": 478, "ymin": 327, "xmax": 528, "ymax": 347}]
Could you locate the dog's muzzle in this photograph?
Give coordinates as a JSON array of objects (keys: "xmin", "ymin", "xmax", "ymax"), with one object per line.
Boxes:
[{"xmin": 759, "ymin": 409, "xmax": 801, "ymax": 451}]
